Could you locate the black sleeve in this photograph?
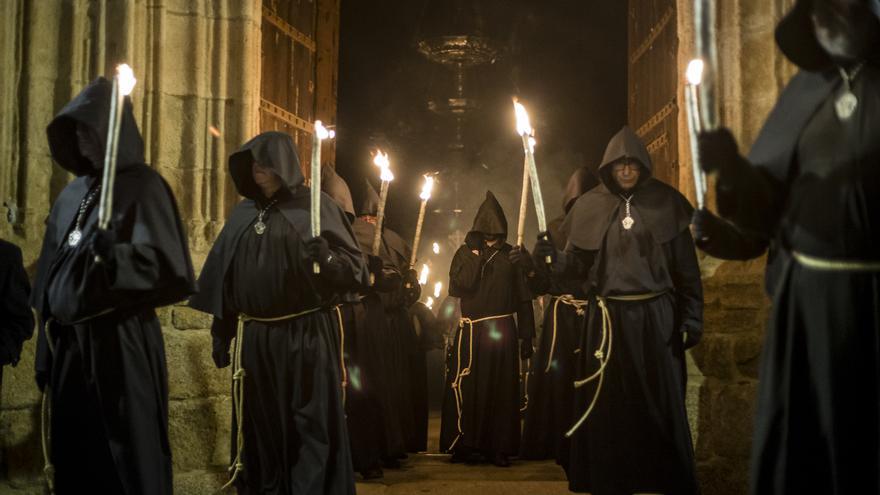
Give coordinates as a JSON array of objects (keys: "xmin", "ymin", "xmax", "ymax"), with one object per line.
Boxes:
[
  {"xmin": 716, "ymin": 160, "xmax": 787, "ymax": 238},
  {"xmin": 696, "ymin": 210, "xmax": 769, "ymax": 260},
  {"xmin": 0, "ymin": 245, "xmax": 34, "ymax": 366},
  {"xmin": 666, "ymin": 229, "xmax": 703, "ymax": 340},
  {"xmin": 448, "ymin": 245, "xmax": 482, "ymax": 297},
  {"xmin": 516, "ymin": 300, "xmax": 535, "ymax": 340}
]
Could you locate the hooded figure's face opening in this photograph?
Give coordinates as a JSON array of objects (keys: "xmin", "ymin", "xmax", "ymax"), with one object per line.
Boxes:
[
  {"xmin": 75, "ymin": 122, "xmax": 102, "ymax": 168},
  {"xmin": 811, "ymin": 0, "xmax": 880, "ymax": 62},
  {"xmin": 251, "ymin": 161, "xmax": 282, "ymax": 198},
  {"xmin": 611, "ymin": 160, "xmax": 642, "ymax": 192}
]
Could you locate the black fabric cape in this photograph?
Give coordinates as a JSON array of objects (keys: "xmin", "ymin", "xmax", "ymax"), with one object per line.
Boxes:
[
  {"xmin": 440, "ymin": 192, "xmax": 535, "ymax": 456},
  {"xmin": 557, "ymin": 126, "xmax": 701, "ymax": 494},
  {"xmin": 190, "ymin": 132, "xmax": 363, "ymax": 494},
  {"xmin": 31, "ymin": 77, "xmax": 196, "ymax": 495},
  {"xmin": 713, "ymin": 58, "xmax": 880, "ymax": 493},
  {"xmin": 0, "ymin": 240, "xmax": 34, "ymax": 368}
]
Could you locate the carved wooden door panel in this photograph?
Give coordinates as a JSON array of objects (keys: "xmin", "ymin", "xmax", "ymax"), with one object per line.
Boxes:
[{"xmin": 628, "ymin": 0, "xmax": 679, "ymax": 188}]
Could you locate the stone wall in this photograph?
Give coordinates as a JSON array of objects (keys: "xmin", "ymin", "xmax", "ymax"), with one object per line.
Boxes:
[
  {"xmin": 0, "ymin": 1, "xmax": 264, "ymax": 493},
  {"xmin": 675, "ymin": 0, "xmax": 797, "ymax": 493}
]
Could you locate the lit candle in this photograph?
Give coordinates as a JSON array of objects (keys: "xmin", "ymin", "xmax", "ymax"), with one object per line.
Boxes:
[
  {"xmin": 685, "ymin": 59, "xmax": 708, "ymax": 210},
  {"xmin": 433, "ymin": 281, "xmax": 443, "ymax": 298},
  {"xmin": 310, "ymin": 120, "xmax": 335, "ymax": 274},
  {"xmin": 97, "ymin": 64, "xmax": 137, "ymax": 231},
  {"xmin": 432, "ymin": 242, "xmax": 440, "ymax": 254},
  {"xmin": 370, "ymin": 150, "xmax": 394, "ymax": 256},
  {"xmin": 513, "ymin": 99, "xmax": 550, "ymax": 263},
  {"xmin": 409, "ymin": 175, "xmax": 434, "ymax": 267},
  {"xmin": 419, "ymin": 263, "xmax": 430, "ymax": 285}
]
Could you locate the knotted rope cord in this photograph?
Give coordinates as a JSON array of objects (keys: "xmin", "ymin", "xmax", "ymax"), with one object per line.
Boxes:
[
  {"xmin": 565, "ymin": 291, "xmax": 667, "ymax": 438},
  {"xmin": 792, "ymin": 251, "xmax": 880, "ymax": 272},
  {"xmin": 38, "ymin": 307, "xmax": 113, "ymax": 494},
  {"xmin": 545, "ymin": 295, "xmax": 589, "ymax": 373},
  {"xmin": 519, "ymin": 356, "xmax": 531, "ymax": 412},
  {"xmin": 333, "ymin": 305, "xmax": 348, "ymax": 406},
  {"xmin": 220, "ymin": 307, "xmax": 322, "ymax": 492},
  {"xmin": 448, "ymin": 312, "xmax": 516, "ymax": 451}
]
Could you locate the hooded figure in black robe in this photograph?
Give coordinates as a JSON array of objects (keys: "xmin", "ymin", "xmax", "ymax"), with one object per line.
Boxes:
[
  {"xmin": 696, "ymin": 2, "xmax": 880, "ymax": 492},
  {"xmin": 320, "ymin": 167, "xmax": 388, "ymax": 479},
  {"xmin": 534, "ymin": 126, "xmax": 702, "ymax": 494},
  {"xmin": 351, "ymin": 180, "xmax": 423, "ymax": 458},
  {"xmin": 516, "ymin": 165, "xmax": 597, "ymax": 464},
  {"xmin": 0, "ymin": 239, "xmax": 34, "ymax": 388},
  {"xmin": 440, "ymin": 191, "xmax": 535, "ymax": 467},
  {"xmin": 189, "ymin": 132, "xmax": 366, "ymax": 495},
  {"xmin": 30, "ymin": 77, "xmax": 196, "ymax": 494}
]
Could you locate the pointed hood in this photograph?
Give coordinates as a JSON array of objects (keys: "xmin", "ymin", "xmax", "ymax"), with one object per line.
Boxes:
[
  {"xmin": 229, "ymin": 131, "xmax": 303, "ymax": 200},
  {"xmin": 470, "ymin": 190, "xmax": 508, "ymax": 239},
  {"xmin": 562, "ymin": 166, "xmax": 599, "ymax": 213},
  {"xmin": 775, "ymin": 0, "xmax": 880, "ymax": 71},
  {"xmin": 597, "ymin": 126, "xmax": 653, "ymax": 191},
  {"xmin": 46, "ymin": 77, "xmax": 145, "ymax": 177},
  {"xmin": 357, "ymin": 179, "xmax": 381, "ymax": 217},
  {"xmin": 321, "ymin": 166, "xmax": 355, "ymax": 222}
]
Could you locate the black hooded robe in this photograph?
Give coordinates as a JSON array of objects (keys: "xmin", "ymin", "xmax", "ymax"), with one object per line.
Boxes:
[
  {"xmin": 520, "ymin": 165, "xmax": 597, "ymax": 464},
  {"xmin": 31, "ymin": 78, "xmax": 196, "ymax": 494},
  {"xmin": 189, "ymin": 132, "xmax": 366, "ymax": 495},
  {"xmin": 440, "ymin": 191, "xmax": 535, "ymax": 458},
  {"xmin": 558, "ymin": 127, "xmax": 702, "ymax": 494},
  {"xmin": 707, "ymin": 9, "xmax": 880, "ymax": 491},
  {"xmin": 0, "ymin": 240, "xmax": 34, "ymax": 380}
]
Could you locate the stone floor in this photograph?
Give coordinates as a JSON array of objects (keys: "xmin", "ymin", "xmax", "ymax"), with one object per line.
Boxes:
[{"xmin": 355, "ymin": 414, "xmax": 570, "ymax": 495}]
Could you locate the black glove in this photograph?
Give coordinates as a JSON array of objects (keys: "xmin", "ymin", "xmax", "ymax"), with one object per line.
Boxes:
[
  {"xmin": 212, "ymin": 338, "xmax": 232, "ymax": 369},
  {"xmin": 367, "ymin": 255, "xmax": 384, "ymax": 278},
  {"xmin": 509, "ymin": 245, "xmax": 535, "ymax": 273},
  {"xmin": 691, "ymin": 208, "xmax": 712, "ymax": 245},
  {"xmin": 683, "ymin": 330, "xmax": 701, "ymax": 350},
  {"xmin": 520, "ymin": 339, "xmax": 534, "ymax": 360},
  {"xmin": 532, "ymin": 231, "xmax": 557, "ymax": 264},
  {"xmin": 90, "ymin": 228, "xmax": 117, "ymax": 262},
  {"xmin": 403, "ymin": 268, "xmax": 421, "ymax": 306},
  {"xmin": 465, "ymin": 231, "xmax": 484, "ymax": 253},
  {"xmin": 698, "ymin": 128, "xmax": 744, "ymax": 175},
  {"xmin": 306, "ymin": 236, "xmax": 331, "ymax": 268}
]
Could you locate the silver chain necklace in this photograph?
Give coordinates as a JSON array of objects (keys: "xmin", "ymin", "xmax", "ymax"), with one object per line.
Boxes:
[
  {"xmin": 835, "ymin": 61, "xmax": 866, "ymax": 121},
  {"xmin": 253, "ymin": 198, "xmax": 279, "ymax": 235},
  {"xmin": 67, "ymin": 183, "xmax": 102, "ymax": 247},
  {"xmin": 620, "ymin": 194, "xmax": 635, "ymax": 230}
]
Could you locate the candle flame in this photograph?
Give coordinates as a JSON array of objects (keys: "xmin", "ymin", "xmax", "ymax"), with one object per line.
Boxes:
[
  {"xmin": 434, "ymin": 281, "xmax": 443, "ymax": 298},
  {"xmin": 116, "ymin": 64, "xmax": 137, "ymax": 96},
  {"xmin": 373, "ymin": 150, "xmax": 394, "ymax": 182},
  {"xmin": 432, "ymin": 242, "xmax": 440, "ymax": 254},
  {"xmin": 315, "ymin": 120, "xmax": 334, "ymax": 140},
  {"xmin": 419, "ymin": 264, "xmax": 429, "ymax": 285},
  {"xmin": 528, "ymin": 136, "xmax": 537, "ymax": 153},
  {"xmin": 686, "ymin": 59, "xmax": 704, "ymax": 86},
  {"xmin": 419, "ymin": 175, "xmax": 434, "ymax": 200},
  {"xmin": 426, "ymin": 296, "xmax": 434, "ymax": 310},
  {"xmin": 513, "ymin": 99, "xmax": 533, "ymax": 137}
]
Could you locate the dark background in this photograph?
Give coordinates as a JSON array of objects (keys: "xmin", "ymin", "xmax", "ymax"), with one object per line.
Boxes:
[{"xmin": 336, "ymin": 0, "xmax": 628, "ymax": 257}]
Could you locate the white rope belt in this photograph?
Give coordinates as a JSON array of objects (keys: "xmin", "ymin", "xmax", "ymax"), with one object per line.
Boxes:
[
  {"xmin": 448, "ymin": 313, "xmax": 516, "ymax": 451},
  {"xmin": 545, "ymin": 295, "xmax": 589, "ymax": 374},
  {"xmin": 221, "ymin": 307, "xmax": 322, "ymax": 492},
  {"xmin": 793, "ymin": 251, "xmax": 880, "ymax": 272},
  {"xmin": 565, "ymin": 291, "xmax": 667, "ymax": 438}
]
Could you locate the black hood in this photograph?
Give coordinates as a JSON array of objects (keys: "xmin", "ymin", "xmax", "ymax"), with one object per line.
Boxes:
[
  {"xmin": 776, "ymin": 0, "xmax": 880, "ymax": 71},
  {"xmin": 46, "ymin": 77, "xmax": 145, "ymax": 177},
  {"xmin": 563, "ymin": 166, "xmax": 599, "ymax": 213},
  {"xmin": 229, "ymin": 131, "xmax": 303, "ymax": 200},
  {"xmin": 321, "ymin": 166, "xmax": 355, "ymax": 222},
  {"xmin": 470, "ymin": 190, "xmax": 508, "ymax": 239},
  {"xmin": 597, "ymin": 126, "xmax": 653, "ymax": 192},
  {"xmin": 357, "ymin": 179, "xmax": 381, "ymax": 217}
]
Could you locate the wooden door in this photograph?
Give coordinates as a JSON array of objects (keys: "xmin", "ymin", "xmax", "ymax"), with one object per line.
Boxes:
[{"xmin": 628, "ymin": 0, "xmax": 679, "ymax": 188}]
